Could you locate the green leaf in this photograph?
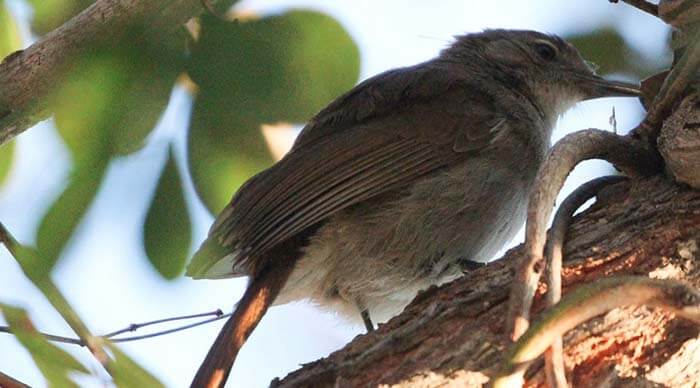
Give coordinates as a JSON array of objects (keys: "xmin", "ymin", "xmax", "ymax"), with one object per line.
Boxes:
[
  {"xmin": 0, "ymin": 304, "xmax": 88, "ymax": 388},
  {"xmin": 0, "ymin": 0, "xmax": 22, "ymax": 58},
  {"xmin": 42, "ymin": 32, "xmax": 184, "ymax": 272},
  {"xmin": 188, "ymin": 93, "xmax": 272, "ymax": 213},
  {"xmin": 36, "ymin": 160, "xmax": 107, "ymax": 270},
  {"xmin": 567, "ymin": 27, "xmax": 661, "ymax": 77},
  {"xmin": 0, "ymin": 140, "xmax": 14, "ymax": 186},
  {"xmin": 144, "ymin": 146, "xmax": 192, "ymax": 279},
  {"xmin": 187, "ymin": 10, "xmax": 360, "ymax": 212},
  {"xmin": 52, "ymin": 37, "xmax": 182, "ymax": 159},
  {"xmin": 27, "ymin": 0, "xmax": 94, "ymax": 35},
  {"xmin": 106, "ymin": 343, "xmax": 164, "ymax": 388}
]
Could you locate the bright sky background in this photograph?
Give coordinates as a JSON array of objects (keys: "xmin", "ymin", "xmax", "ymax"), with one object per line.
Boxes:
[{"xmin": 0, "ymin": 1, "xmax": 669, "ymax": 387}]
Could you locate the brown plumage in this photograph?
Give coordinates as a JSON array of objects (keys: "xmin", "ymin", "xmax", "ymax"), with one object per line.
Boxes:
[{"xmin": 187, "ymin": 29, "xmax": 640, "ymax": 387}]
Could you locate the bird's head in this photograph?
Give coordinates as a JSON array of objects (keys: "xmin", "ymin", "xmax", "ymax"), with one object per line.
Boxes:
[{"xmin": 442, "ymin": 29, "xmax": 640, "ymax": 120}]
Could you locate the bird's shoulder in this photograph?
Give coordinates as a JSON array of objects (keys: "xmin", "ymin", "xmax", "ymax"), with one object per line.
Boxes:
[{"xmin": 292, "ymin": 60, "xmax": 498, "ymax": 149}]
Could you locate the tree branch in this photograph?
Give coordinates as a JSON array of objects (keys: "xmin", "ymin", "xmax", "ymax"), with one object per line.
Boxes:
[
  {"xmin": 610, "ymin": 0, "xmax": 659, "ymax": 17},
  {"xmin": 0, "ymin": 0, "xmax": 204, "ymax": 145},
  {"xmin": 273, "ymin": 176, "xmax": 700, "ymax": 387},
  {"xmin": 507, "ymin": 130, "xmax": 661, "ymax": 340},
  {"xmin": 0, "ymin": 371, "xmax": 30, "ymax": 388}
]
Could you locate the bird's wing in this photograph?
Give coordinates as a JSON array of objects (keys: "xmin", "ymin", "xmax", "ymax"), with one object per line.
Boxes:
[{"xmin": 186, "ymin": 63, "xmax": 508, "ymax": 279}]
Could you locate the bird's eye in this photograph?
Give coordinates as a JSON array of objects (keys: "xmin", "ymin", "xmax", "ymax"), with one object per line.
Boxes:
[{"xmin": 534, "ymin": 42, "xmax": 557, "ymax": 61}]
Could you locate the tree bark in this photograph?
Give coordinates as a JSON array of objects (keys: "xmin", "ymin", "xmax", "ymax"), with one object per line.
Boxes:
[
  {"xmin": 0, "ymin": 0, "xmax": 203, "ymax": 145},
  {"xmin": 273, "ymin": 173, "xmax": 700, "ymax": 387}
]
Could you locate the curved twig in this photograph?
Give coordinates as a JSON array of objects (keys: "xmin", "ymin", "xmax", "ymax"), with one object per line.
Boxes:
[
  {"xmin": 102, "ymin": 309, "xmax": 224, "ymax": 338},
  {"xmin": 507, "ymin": 129, "xmax": 662, "ymax": 341},
  {"xmin": 0, "ymin": 310, "xmax": 231, "ymax": 345},
  {"xmin": 543, "ymin": 175, "xmax": 626, "ymax": 388},
  {"xmin": 494, "ymin": 276, "xmax": 700, "ymax": 388}
]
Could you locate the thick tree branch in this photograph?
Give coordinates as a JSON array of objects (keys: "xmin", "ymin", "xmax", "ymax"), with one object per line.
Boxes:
[
  {"xmin": 273, "ymin": 176, "xmax": 700, "ymax": 387},
  {"xmin": 0, "ymin": 0, "xmax": 204, "ymax": 145},
  {"xmin": 507, "ymin": 130, "xmax": 661, "ymax": 340}
]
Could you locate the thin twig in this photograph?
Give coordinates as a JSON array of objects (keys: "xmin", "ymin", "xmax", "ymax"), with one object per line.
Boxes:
[
  {"xmin": 494, "ymin": 276, "xmax": 700, "ymax": 388},
  {"xmin": 110, "ymin": 313, "xmax": 232, "ymax": 343},
  {"xmin": 543, "ymin": 175, "xmax": 626, "ymax": 388},
  {"xmin": 0, "ymin": 222, "xmax": 111, "ymax": 368},
  {"xmin": 610, "ymin": 0, "xmax": 659, "ymax": 17},
  {"xmin": 102, "ymin": 309, "xmax": 224, "ymax": 338},
  {"xmin": 0, "ymin": 311, "xmax": 231, "ymax": 345},
  {"xmin": 0, "ymin": 222, "xmax": 18, "ymax": 255},
  {"xmin": 506, "ymin": 130, "xmax": 662, "ymax": 341},
  {"xmin": 0, "ymin": 325, "xmax": 84, "ymax": 345}
]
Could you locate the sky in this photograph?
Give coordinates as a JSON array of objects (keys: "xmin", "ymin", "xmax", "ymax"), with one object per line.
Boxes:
[{"xmin": 0, "ymin": 0, "xmax": 669, "ymax": 387}]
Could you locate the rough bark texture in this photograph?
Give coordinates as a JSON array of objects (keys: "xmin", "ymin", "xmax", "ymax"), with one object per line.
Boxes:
[
  {"xmin": 0, "ymin": 0, "xmax": 203, "ymax": 144},
  {"xmin": 273, "ymin": 175, "xmax": 700, "ymax": 387},
  {"xmin": 659, "ymin": 95, "xmax": 700, "ymax": 189}
]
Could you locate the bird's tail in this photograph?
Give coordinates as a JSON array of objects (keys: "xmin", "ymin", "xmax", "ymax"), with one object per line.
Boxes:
[{"xmin": 190, "ymin": 257, "xmax": 296, "ymax": 388}]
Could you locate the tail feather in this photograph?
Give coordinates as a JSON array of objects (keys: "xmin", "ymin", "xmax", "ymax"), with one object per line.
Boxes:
[{"xmin": 190, "ymin": 258, "xmax": 296, "ymax": 388}]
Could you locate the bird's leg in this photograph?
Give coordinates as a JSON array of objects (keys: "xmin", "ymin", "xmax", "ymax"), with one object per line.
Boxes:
[
  {"xmin": 360, "ymin": 308, "xmax": 375, "ymax": 332},
  {"xmin": 506, "ymin": 129, "xmax": 662, "ymax": 341},
  {"xmin": 338, "ymin": 287, "xmax": 375, "ymax": 332}
]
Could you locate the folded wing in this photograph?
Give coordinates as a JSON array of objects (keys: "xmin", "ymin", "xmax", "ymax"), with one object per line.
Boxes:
[{"xmin": 187, "ymin": 62, "xmax": 506, "ymax": 279}]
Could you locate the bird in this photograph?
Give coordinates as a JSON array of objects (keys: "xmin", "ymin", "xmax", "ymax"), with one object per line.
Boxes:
[{"xmin": 186, "ymin": 29, "xmax": 640, "ymax": 387}]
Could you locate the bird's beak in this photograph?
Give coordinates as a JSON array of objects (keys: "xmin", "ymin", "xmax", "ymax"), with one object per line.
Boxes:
[{"xmin": 574, "ymin": 73, "xmax": 641, "ymax": 100}]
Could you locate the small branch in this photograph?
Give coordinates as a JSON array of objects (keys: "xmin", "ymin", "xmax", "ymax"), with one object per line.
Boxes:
[
  {"xmin": 0, "ymin": 310, "xmax": 230, "ymax": 345},
  {"xmin": 543, "ymin": 175, "xmax": 626, "ymax": 388},
  {"xmin": 506, "ymin": 130, "xmax": 662, "ymax": 340},
  {"xmin": 609, "ymin": 0, "xmax": 659, "ymax": 16},
  {"xmin": 1, "ymin": 222, "xmax": 111, "ymax": 368},
  {"xmin": 102, "ymin": 309, "xmax": 224, "ymax": 338},
  {"xmin": 0, "ymin": 326, "xmax": 83, "ymax": 345},
  {"xmin": 0, "ymin": 222, "xmax": 18, "ymax": 255},
  {"xmin": 494, "ymin": 276, "xmax": 700, "ymax": 388},
  {"xmin": 0, "ymin": 371, "xmax": 31, "ymax": 388},
  {"xmin": 109, "ymin": 312, "xmax": 231, "ymax": 343},
  {"xmin": 0, "ymin": 0, "xmax": 204, "ymax": 145}
]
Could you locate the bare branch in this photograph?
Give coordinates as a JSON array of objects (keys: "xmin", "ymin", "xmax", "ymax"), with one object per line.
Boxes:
[
  {"xmin": 0, "ymin": 0, "xmax": 204, "ymax": 145},
  {"xmin": 102, "ymin": 309, "xmax": 224, "ymax": 338},
  {"xmin": 0, "ymin": 222, "xmax": 112, "ymax": 368},
  {"xmin": 609, "ymin": 0, "xmax": 659, "ymax": 16},
  {"xmin": 506, "ymin": 130, "xmax": 662, "ymax": 340},
  {"xmin": 0, "ymin": 371, "xmax": 31, "ymax": 388},
  {"xmin": 543, "ymin": 175, "xmax": 626, "ymax": 388},
  {"xmin": 274, "ymin": 176, "xmax": 700, "ymax": 387},
  {"xmin": 494, "ymin": 276, "xmax": 700, "ymax": 387},
  {"xmin": 0, "ymin": 309, "xmax": 230, "ymax": 345}
]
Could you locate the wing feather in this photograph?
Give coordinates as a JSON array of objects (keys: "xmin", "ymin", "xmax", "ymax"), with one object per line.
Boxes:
[{"xmin": 187, "ymin": 61, "xmax": 507, "ymax": 279}]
